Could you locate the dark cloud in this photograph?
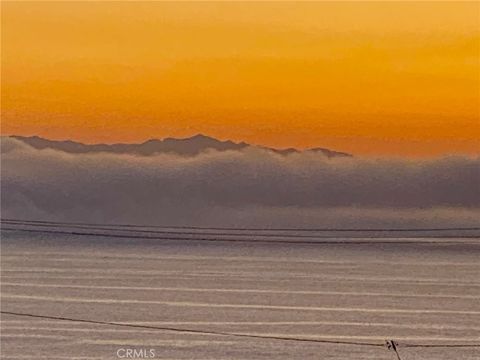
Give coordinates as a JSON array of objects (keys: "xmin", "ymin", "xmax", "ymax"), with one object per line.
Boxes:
[{"xmin": 2, "ymin": 137, "xmax": 479, "ymax": 227}]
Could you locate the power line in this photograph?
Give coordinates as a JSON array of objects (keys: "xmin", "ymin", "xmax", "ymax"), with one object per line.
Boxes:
[
  {"xmin": 3, "ymin": 227, "xmax": 479, "ymax": 245},
  {"xmin": 3, "ymin": 220, "xmax": 479, "ymax": 241},
  {"xmin": 1, "ymin": 220, "xmax": 332, "ymax": 239},
  {"xmin": 0, "ymin": 220, "xmax": 426, "ymax": 239},
  {"xmin": 0, "ymin": 311, "xmax": 383, "ymax": 347},
  {"xmin": 3, "ymin": 218, "xmax": 479, "ymax": 233},
  {"xmin": 2, "ymin": 311, "xmax": 479, "ymax": 350}
]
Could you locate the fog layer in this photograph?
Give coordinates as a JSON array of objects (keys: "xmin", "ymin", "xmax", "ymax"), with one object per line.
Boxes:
[{"xmin": 2, "ymin": 137, "xmax": 479, "ymax": 228}]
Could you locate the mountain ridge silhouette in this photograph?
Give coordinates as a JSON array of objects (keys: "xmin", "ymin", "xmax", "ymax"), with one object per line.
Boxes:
[{"xmin": 9, "ymin": 134, "xmax": 352, "ymax": 158}]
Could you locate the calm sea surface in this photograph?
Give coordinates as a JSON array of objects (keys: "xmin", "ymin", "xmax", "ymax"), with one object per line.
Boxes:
[{"xmin": 1, "ymin": 231, "xmax": 479, "ymax": 359}]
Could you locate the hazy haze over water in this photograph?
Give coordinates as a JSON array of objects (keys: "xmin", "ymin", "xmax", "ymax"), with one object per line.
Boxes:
[{"xmin": 2, "ymin": 137, "xmax": 479, "ymax": 229}]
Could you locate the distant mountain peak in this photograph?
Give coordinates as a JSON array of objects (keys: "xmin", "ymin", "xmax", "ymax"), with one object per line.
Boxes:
[
  {"xmin": 189, "ymin": 133, "xmax": 214, "ymax": 140},
  {"xmin": 9, "ymin": 135, "xmax": 352, "ymax": 158}
]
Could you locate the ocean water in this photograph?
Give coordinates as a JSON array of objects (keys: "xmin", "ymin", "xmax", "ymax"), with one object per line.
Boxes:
[{"xmin": 1, "ymin": 230, "xmax": 479, "ymax": 360}]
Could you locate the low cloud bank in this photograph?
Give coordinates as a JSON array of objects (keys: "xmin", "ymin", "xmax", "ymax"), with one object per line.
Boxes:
[{"xmin": 2, "ymin": 137, "xmax": 479, "ymax": 228}]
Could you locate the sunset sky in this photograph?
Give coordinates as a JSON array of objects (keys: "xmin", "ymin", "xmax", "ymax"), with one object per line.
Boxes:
[{"xmin": 2, "ymin": 1, "xmax": 479, "ymax": 156}]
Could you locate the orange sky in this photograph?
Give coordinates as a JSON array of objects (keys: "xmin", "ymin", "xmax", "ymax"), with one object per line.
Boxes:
[{"xmin": 2, "ymin": 1, "xmax": 479, "ymax": 156}]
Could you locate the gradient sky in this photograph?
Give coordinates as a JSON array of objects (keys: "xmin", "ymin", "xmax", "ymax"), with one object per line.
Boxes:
[{"xmin": 2, "ymin": 1, "xmax": 479, "ymax": 156}]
